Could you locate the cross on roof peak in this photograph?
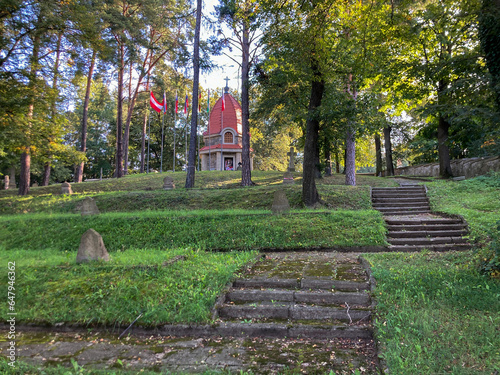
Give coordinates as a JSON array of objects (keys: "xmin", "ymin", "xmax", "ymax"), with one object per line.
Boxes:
[{"xmin": 224, "ymin": 76, "xmax": 230, "ymax": 93}]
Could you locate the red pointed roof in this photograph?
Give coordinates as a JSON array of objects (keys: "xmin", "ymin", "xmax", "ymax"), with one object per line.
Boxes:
[{"xmin": 206, "ymin": 93, "xmax": 242, "ymax": 136}]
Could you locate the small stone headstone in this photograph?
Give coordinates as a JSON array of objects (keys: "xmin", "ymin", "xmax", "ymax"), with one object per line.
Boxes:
[
  {"xmin": 163, "ymin": 176, "xmax": 175, "ymax": 190},
  {"xmin": 325, "ymin": 166, "xmax": 332, "ymax": 176},
  {"xmin": 76, "ymin": 229, "xmax": 109, "ymax": 264},
  {"xmin": 4, "ymin": 175, "xmax": 9, "ymax": 190},
  {"xmin": 452, "ymin": 176, "xmax": 466, "ymax": 181},
  {"xmin": 271, "ymin": 190, "xmax": 290, "ymax": 214},
  {"xmin": 283, "ymin": 171, "xmax": 294, "ymax": 184},
  {"xmin": 61, "ymin": 182, "xmax": 72, "ymax": 195},
  {"xmin": 80, "ymin": 197, "xmax": 100, "ymax": 216},
  {"xmin": 32, "ymin": 182, "xmax": 39, "ymax": 187}
]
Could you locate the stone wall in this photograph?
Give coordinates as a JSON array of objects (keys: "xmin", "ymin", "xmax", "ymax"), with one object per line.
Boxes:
[{"xmin": 395, "ymin": 156, "xmax": 500, "ymax": 179}]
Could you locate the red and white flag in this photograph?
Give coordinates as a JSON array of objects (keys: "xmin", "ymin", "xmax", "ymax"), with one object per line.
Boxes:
[
  {"xmin": 150, "ymin": 91, "xmax": 164, "ymax": 113},
  {"xmin": 184, "ymin": 94, "xmax": 189, "ymax": 114},
  {"xmin": 221, "ymin": 90, "xmax": 225, "ymax": 111}
]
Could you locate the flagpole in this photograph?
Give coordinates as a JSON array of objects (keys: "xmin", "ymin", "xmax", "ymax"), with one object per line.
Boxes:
[
  {"xmin": 197, "ymin": 115, "xmax": 200, "ymax": 172},
  {"xmin": 147, "ymin": 109, "xmax": 151, "ymax": 173},
  {"xmin": 173, "ymin": 111, "xmax": 176, "ymax": 172},
  {"xmin": 220, "ymin": 89, "xmax": 224, "ymax": 171},
  {"xmin": 160, "ymin": 111, "xmax": 164, "ymax": 173},
  {"xmin": 173, "ymin": 91, "xmax": 177, "ymax": 172},
  {"xmin": 185, "ymin": 117, "xmax": 188, "ymax": 172},
  {"xmin": 208, "ymin": 90, "xmax": 211, "ymax": 171}
]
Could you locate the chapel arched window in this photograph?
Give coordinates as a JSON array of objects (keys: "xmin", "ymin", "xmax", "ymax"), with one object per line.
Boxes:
[{"xmin": 224, "ymin": 131, "xmax": 233, "ymax": 144}]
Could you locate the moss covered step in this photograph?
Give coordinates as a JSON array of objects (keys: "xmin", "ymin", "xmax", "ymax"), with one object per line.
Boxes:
[
  {"xmin": 232, "ymin": 278, "xmax": 370, "ymax": 292},
  {"xmin": 218, "ymin": 303, "xmax": 371, "ymax": 323},
  {"xmin": 388, "ymin": 243, "xmax": 471, "ymax": 252},
  {"xmin": 226, "ymin": 289, "xmax": 371, "ymax": 307},
  {"xmin": 386, "ymin": 223, "xmax": 467, "ymax": 231},
  {"xmin": 387, "ymin": 230, "xmax": 467, "ymax": 238}
]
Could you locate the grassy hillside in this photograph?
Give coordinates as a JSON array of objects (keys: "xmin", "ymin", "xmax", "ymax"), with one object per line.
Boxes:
[{"xmin": 0, "ymin": 171, "xmax": 397, "ymax": 215}]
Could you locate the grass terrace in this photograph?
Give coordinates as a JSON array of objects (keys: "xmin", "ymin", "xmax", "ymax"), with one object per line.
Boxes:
[{"xmin": 0, "ymin": 171, "xmax": 499, "ymax": 374}]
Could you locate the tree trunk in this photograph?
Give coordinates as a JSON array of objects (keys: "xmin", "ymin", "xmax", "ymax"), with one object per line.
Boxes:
[
  {"xmin": 41, "ymin": 32, "xmax": 62, "ymax": 186},
  {"xmin": 185, "ymin": 0, "xmax": 202, "ymax": 188},
  {"xmin": 324, "ymin": 145, "xmax": 332, "ymax": 176},
  {"xmin": 345, "ymin": 75, "xmax": 357, "ymax": 186},
  {"xmin": 437, "ymin": 79, "xmax": 453, "ymax": 178},
  {"xmin": 479, "ymin": 0, "xmax": 500, "ymax": 110},
  {"xmin": 334, "ymin": 146, "xmax": 340, "ymax": 174},
  {"xmin": 438, "ymin": 116, "xmax": 453, "ymax": 178},
  {"xmin": 384, "ymin": 125, "xmax": 394, "ymax": 176},
  {"xmin": 240, "ymin": 13, "xmax": 253, "ymax": 186},
  {"xmin": 342, "ymin": 147, "xmax": 347, "ymax": 174},
  {"xmin": 75, "ymin": 49, "xmax": 96, "ymax": 183},
  {"xmin": 302, "ymin": 59, "xmax": 324, "ymax": 207},
  {"xmin": 375, "ymin": 133, "xmax": 383, "ymax": 176},
  {"xmin": 314, "ymin": 142, "xmax": 322, "ymax": 178},
  {"xmin": 9, "ymin": 166, "xmax": 16, "ymax": 189},
  {"xmin": 345, "ymin": 127, "xmax": 356, "ymax": 186},
  {"xmin": 18, "ymin": 20, "xmax": 41, "ymax": 195},
  {"xmin": 115, "ymin": 43, "xmax": 125, "ymax": 178},
  {"xmin": 140, "ymin": 111, "xmax": 148, "ymax": 173},
  {"xmin": 18, "ymin": 150, "xmax": 30, "ymax": 196},
  {"xmin": 140, "ymin": 71, "xmax": 151, "ymax": 174},
  {"xmin": 41, "ymin": 164, "xmax": 51, "ymax": 186}
]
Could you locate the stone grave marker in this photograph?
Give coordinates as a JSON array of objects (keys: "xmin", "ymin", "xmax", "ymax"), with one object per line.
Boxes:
[
  {"xmin": 61, "ymin": 182, "xmax": 73, "ymax": 195},
  {"xmin": 271, "ymin": 189, "xmax": 290, "ymax": 214},
  {"xmin": 163, "ymin": 176, "xmax": 175, "ymax": 190},
  {"xmin": 32, "ymin": 182, "xmax": 39, "ymax": 187},
  {"xmin": 283, "ymin": 171, "xmax": 294, "ymax": 184},
  {"xmin": 76, "ymin": 229, "xmax": 109, "ymax": 264},
  {"xmin": 81, "ymin": 197, "xmax": 100, "ymax": 216}
]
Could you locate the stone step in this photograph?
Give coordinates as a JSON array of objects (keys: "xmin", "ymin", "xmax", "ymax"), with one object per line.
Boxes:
[
  {"xmin": 387, "ymin": 230, "xmax": 467, "ymax": 238},
  {"xmin": 233, "ymin": 278, "xmax": 370, "ymax": 292},
  {"xmin": 377, "ymin": 209, "xmax": 432, "ymax": 215},
  {"xmin": 373, "ymin": 202, "xmax": 430, "ymax": 209},
  {"xmin": 372, "ymin": 187, "xmax": 425, "ymax": 192},
  {"xmin": 389, "ymin": 237, "xmax": 469, "ymax": 246},
  {"xmin": 215, "ymin": 322, "xmax": 373, "ymax": 339},
  {"xmin": 381, "ymin": 211, "xmax": 432, "ymax": 216},
  {"xmin": 226, "ymin": 289, "xmax": 371, "ymax": 307},
  {"xmin": 372, "ymin": 192, "xmax": 427, "ymax": 199},
  {"xmin": 219, "ymin": 304, "xmax": 371, "ymax": 323},
  {"xmin": 372, "ymin": 198, "xmax": 429, "ymax": 204},
  {"xmin": 385, "ymin": 218, "xmax": 464, "ymax": 225},
  {"xmin": 375, "ymin": 205, "xmax": 430, "ymax": 211},
  {"xmin": 388, "ymin": 243, "xmax": 472, "ymax": 252},
  {"xmin": 387, "ymin": 223, "xmax": 467, "ymax": 231}
]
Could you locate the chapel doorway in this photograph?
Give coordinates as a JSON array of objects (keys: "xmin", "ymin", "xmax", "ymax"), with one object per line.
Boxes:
[{"xmin": 224, "ymin": 157, "xmax": 234, "ymax": 171}]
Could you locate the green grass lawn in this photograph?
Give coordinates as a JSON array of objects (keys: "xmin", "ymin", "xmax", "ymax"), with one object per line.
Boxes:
[
  {"xmin": 0, "ymin": 210, "xmax": 387, "ymax": 252},
  {"xmin": 0, "ymin": 248, "xmax": 257, "ymax": 326},
  {"xmin": 364, "ymin": 251, "xmax": 500, "ymax": 374},
  {"xmin": 364, "ymin": 172, "xmax": 500, "ymax": 374},
  {"xmin": 0, "ymin": 172, "xmax": 395, "ymax": 215},
  {"xmin": 0, "ymin": 171, "xmax": 499, "ymax": 374}
]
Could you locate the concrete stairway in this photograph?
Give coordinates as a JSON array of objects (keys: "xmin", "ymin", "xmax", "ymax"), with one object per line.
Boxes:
[
  {"xmin": 372, "ymin": 183, "xmax": 471, "ymax": 252},
  {"xmin": 215, "ymin": 253, "xmax": 373, "ymax": 340},
  {"xmin": 372, "ymin": 185, "xmax": 431, "ymax": 215}
]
